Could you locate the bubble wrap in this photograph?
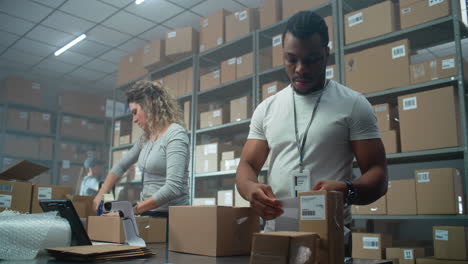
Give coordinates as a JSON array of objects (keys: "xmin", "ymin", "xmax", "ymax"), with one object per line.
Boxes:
[{"xmin": 0, "ymin": 210, "xmax": 71, "ymax": 260}]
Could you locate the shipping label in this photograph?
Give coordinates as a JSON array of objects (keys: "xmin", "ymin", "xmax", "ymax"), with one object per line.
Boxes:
[
  {"xmin": 442, "ymin": 58, "xmax": 455, "ymax": 69},
  {"xmin": 403, "ymin": 97, "xmax": 417, "ymax": 110},
  {"xmin": 300, "ymin": 194, "xmax": 326, "ymax": 220},
  {"xmin": 392, "ymin": 45, "xmax": 406, "ymax": 59},
  {"xmin": 417, "ymin": 172, "xmax": 430, "ymax": 183},
  {"xmin": 435, "ymin": 229, "xmax": 448, "ymax": 240},
  {"xmin": 429, "ymin": 0, "xmax": 444, "ymax": 6},
  {"xmin": 38, "ymin": 187, "xmax": 52, "ymax": 200},
  {"xmin": 362, "ymin": 237, "xmax": 379, "ymax": 249},
  {"xmin": 272, "ymin": 35, "xmax": 282, "ymax": 47},
  {"xmin": 168, "ymin": 31, "xmax": 176, "ymax": 38},
  {"xmin": 404, "ymin": 249, "xmax": 414, "ymax": 260},
  {"xmin": 239, "ymin": 10, "xmax": 248, "ymax": 21},
  {"xmin": 0, "ymin": 194, "xmax": 12, "ymax": 208},
  {"xmin": 348, "ymin": 12, "xmax": 363, "ymax": 27},
  {"xmin": 326, "ymin": 68, "xmax": 334, "ymax": 79}
]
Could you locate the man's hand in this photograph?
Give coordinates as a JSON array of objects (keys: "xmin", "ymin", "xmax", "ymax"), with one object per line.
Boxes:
[
  {"xmin": 312, "ymin": 180, "xmax": 347, "ymax": 197},
  {"xmin": 248, "ymin": 183, "xmax": 284, "ymax": 220}
]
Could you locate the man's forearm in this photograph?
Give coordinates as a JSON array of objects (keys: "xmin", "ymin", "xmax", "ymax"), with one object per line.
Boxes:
[
  {"xmin": 236, "ymin": 161, "xmax": 260, "ymax": 201},
  {"xmin": 352, "ymin": 165, "xmax": 387, "ymax": 205}
]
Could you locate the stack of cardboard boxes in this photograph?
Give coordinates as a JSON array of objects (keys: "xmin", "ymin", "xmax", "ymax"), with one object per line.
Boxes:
[
  {"xmin": 0, "ymin": 77, "xmax": 46, "ymax": 107},
  {"xmin": 61, "ymin": 115, "xmax": 106, "ymax": 142},
  {"xmin": 195, "ymin": 142, "xmax": 243, "ymax": 174},
  {"xmin": 373, "ymin": 103, "xmax": 400, "ymax": 154}
]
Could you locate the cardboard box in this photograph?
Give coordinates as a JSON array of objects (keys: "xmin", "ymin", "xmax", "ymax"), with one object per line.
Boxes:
[
  {"xmin": 225, "ymin": 8, "xmax": 258, "ymax": 43},
  {"xmin": 398, "ymin": 86, "xmax": 460, "ymax": 152},
  {"xmin": 437, "ymin": 55, "xmax": 458, "ymax": 79},
  {"xmin": 29, "ymin": 111, "xmax": 51, "ymax": 134},
  {"xmin": 386, "ymin": 247, "xmax": 426, "ymax": 264},
  {"xmin": 381, "ymin": 130, "xmax": 400, "ymax": 154},
  {"xmin": 230, "ymin": 96, "xmax": 251, "ymax": 122},
  {"xmin": 131, "ymin": 122, "xmax": 144, "ymax": 144},
  {"xmin": 88, "ymin": 216, "xmax": 125, "ymax": 243},
  {"xmin": 7, "ymin": 108, "xmax": 28, "ymax": 130},
  {"xmin": 387, "ymin": 179, "xmax": 417, "ymax": 215},
  {"xmin": 113, "ymin": 120, "xmax": 121, "ymax": 146},
  {"xmin": 324, "ymin": 16, "xmax": 334, "ymax": 50},
  {"xmin": 165, "ymin": 27, "xmax": 198, "ymax": 60},
  {"xmin": 200, "ymin": 69, "xmax": 220, "ymax": 91},
  {"xmin": 1, "ymin": 77, "xmax": 45, "ymax": 107},
  {"xmin": 272, "ymin": 34, "xmax": 283, "ymax": 68},
  {"xmin": 262, "ymin": 81, "xmax": 288, "ymax": 101},
  {"xmin": 221, "ymin": 58, "xmax": 237, "ymax": 84},
  {"xmin": 400, "ymin": 0, "xmax": 450, "ymax": 29},
  {"xmin": 195, "ymin": 143, "xmax": 232, "ymax": 173},
  {"xmin": 199, "ymin": 108, "xmax": 228, "ymax": 129},
  {"xmin": 434, "ymin": 226, "xmax": 468, "ymax": 260},
  {"xmin": 59, "ymin": 165, "xmax": 82, "ymax": 190},
  {"xmin": 217, "ymin": 190, "xmax": 233, "ymax": 206},
  {"xmin": 415, "ymin": 168, "xmax": 464, "ymax": 214},
  {"xmin": 31, "ymin": 185, "xmax": 73, "ymax": 213},
  {"xmin": 234, "ymin": 184, "xmax": 250, "ymax": 208},
  {"xmin": 142, "ymin": 39, "xmax": 166, "ymax": 70},
  {"xmin": 282, "ymin": 0, "xmax": 329, "ymax": 19},
  {"xmin": 163, "ymin": 72, "xmax": 179, "ymax": 98},
  {"xmin": 250, "ymin": 232, "xmax": 319, "ymax": 264},
  {"xmin": 373, "ymin": 103, "xmax": 399, "ymax": 132},
  {"xmin": 117, "ymin": 48, "xmax": 147, "ymax": 85},
  {"xmin": 59, "ymin": 142, "xmax": 78, "ymax": 162},
  {"xmin": 118, "ymin": 119, "xmax": 132, "ymax": 145},
  {"xmin": 183, "ymin": 101, "xmax": 191, "ymax": 131},
  {"xmin": 193, "ymin": 198, "xmax": 216, "ymax": 206},
  {"xmin": 410, "ymin": 59, "xmax": 438, "ymax": 84},
  {"xmin": 169, "ymin": 206, "xmax": 260, "ymax": 256},
  {"xmin": 326, "ymin": 64, "xmax": 337, "ymax": 80},
  {"xmin": 260, "ymin": 0, "xmax": 281, "ymax": 29},
  {"xmin": 220, "ymin": 158, "xmax": 240, "ymax": 171},
  {"xmin": 0, "ymin": 161, "xmax": 48, "ymax": 213},
  {"xmin": 61, "ymin": 115, "xmax": 83, "ymax": 139},
  {"xmin": 259, "ymin": 47, "xmax": 273, "ymax": 72},
  {"xmin": 39, "ymin": 137, "xmax": 54, "ymax": 160},
  {"xmin": 199, "ymin": 9, "xmax": 230, "ymax": 53},
  {"xmin": 345, "ymin": 39, "xmax": 410, "ymax": 94},
  {"xmin": 352, "ymin": 232, "xmax": 392, "ymax": 259},
  {"xmin": 345, "ymin": 1, "xmax": 398, "ymax": 44},
  {"xmin": 351, "ymin": 195, "xmax": 387, "ymax": 215},
  {"xmin": 299, "ymin": 191, "xmax": 343, "ymax": 264},
  {"xmin": 71, "ymin": 196, "xmax": 95, "ymax": 218},
  {"xmin": 236, "ymin": 52, "xmax": 253, "ymax": 79},
  {"xmin": 416, "ymin": 257, "xmax": 468, "ymax": 264},
  {"xmin": 4, "ymin": 134, "xmax": 39, "ymax": 159},
  {"xmin": 136, "ymin": 216, "xmax": 167, "ymax": 243},
  {"xmin": 221, "ymin": 151, "xmax": 237, "ymax": 160}
]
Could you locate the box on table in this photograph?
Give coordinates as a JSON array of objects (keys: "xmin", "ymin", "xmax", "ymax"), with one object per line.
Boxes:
[
  {"xmin": 1, "ymin": 77, "xmax": 45, "ymax": 107},
  {"xmin": 352, "ymin": 232, "xmax": 392, "ymax": 259},
  {"xmin": 7, "ymin": 108, "xmax": 28, "ymax": 130},
  {"xmin": 415, "ymin": 168, "xmax": 465, "ymax": 214},
  {"xmin": 386, "ymin": 247, "xmax": 426, "ymax": 264},
  {"xmin": 299, "ymin": 190, "xmax": 343, "ymax": 264},
  {"xmin": 142, "ymin": 39, "xmax": 166, "ymax": 71},
  {"xmin": 260, "ymin": 0, "xmax": 281, "ymax": 29},
  {"xmin": 199, "ymin": 9, "xmax": 230, "ymax": 53},
  {"xmin": 0, "ymin": 161, "xmax": 49, "ymax": 213},
  {"xmin": 351, "ymin": 195, "xmax": 387, "ymax": 215},
  {"xmin": 169, "ymin": 206, "xmax": 260, "ymax": 256},
  {"xmin": 250, "ymin": 232, "xmax": 320, "ymax": 264},
  {"xmin": 398, "ymin": 86, "xmax": 460, "ymax": 152},
  {"xmin": 400, "ymin": 0, "xmax": 450, "ymax": 29},
  {"xmin": 262, "ymin": 81, "xmax": 288, "ymax": 101},
  {"xmin": 31, "ymin": 184, "xmax": 73, "ymax": 213},
  {"xmin": 434, "ymin": 226, "xmax": 468, "ymax": 260},
  {"xmin": 165, "ymin": 27, "xmax": 198, "ymax": 60},
  {"xmin": 136, "ymin": 216, "xmax": 167, "ymax": 243},
  {"xmin": 225, "ymin": 8, "xmax": 258, "ymax": 43},
  {"xmin": 345, "ymin": 39, "xmax": 410, "ymax": 94},
  {"xmin": 344, "ymin": 0, "xmax": 398, "ymax": 44},
  {"xmin": 387, "ymin": 179, "xmax": 417, "ymax": 215}
]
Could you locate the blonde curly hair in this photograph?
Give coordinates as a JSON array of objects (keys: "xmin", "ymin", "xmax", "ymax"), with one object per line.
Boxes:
[{"xmin": 126, "ymin": 80, "xmax": 184, "ymax": 140}]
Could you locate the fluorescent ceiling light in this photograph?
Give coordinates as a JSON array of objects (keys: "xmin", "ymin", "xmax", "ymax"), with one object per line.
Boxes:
[
  {"xmin": 54, "ymin": 34, "xmax": 86, "ymax": 56},
  {"xmin": 135, "ymin": 0, "xmax": 145, "ymax": 4}
]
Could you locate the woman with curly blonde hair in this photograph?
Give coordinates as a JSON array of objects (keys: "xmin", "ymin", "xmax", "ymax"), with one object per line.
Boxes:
[{"xmin": 94, "ymin": 80, "xmax": 189, "ymax": 217}]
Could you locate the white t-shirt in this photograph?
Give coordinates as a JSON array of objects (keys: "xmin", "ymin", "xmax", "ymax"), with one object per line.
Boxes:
[{"xmin": 248, "ymin": 80, "xmax": 380, "ymax": 227}]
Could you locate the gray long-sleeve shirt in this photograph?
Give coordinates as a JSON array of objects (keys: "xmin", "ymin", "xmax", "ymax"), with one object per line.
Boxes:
[{"xmin": 111, "ymin": 123, "xmax": 190, "ymax": 211}]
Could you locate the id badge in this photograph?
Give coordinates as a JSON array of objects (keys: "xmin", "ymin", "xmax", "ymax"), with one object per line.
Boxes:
[{"xmin": 291, "ymin": 169, "xmax": 311, "ymax": 197}]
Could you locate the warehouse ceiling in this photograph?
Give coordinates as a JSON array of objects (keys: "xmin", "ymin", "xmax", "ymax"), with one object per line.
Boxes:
[{"xmin": 0, "ymin": 0, "xmax": 265, "ymax": 96}]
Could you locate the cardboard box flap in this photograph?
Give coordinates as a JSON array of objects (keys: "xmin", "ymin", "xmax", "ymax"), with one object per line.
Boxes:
[
  {"xmin": 0, "ymin": 160, "xmax": 49, "ymax": 181},
  {"xmin": 47, "ymin": 245, "xmax": 147, "ymax": 256}
]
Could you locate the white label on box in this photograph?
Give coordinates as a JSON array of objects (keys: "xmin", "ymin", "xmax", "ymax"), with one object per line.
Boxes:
[
  {"xmin": 213, "ymin": 110, "xmax": 221, "ymax": 117},
  {"xmin": 115, "ymin": 122, "xmax": 121, "ymax": 131},
  {"xmin": 62, "ymin": 160, "xmax": 70, "ymax": 169},
  {"xmin": 204, "ymin": 144, "xmax": 217, "ymax": 155},
  {"xmin": 300, "ymin": 195, "xmax": 325, "ymax": 220},
  {"xmin": 38, "ymin": 187, "xmax": 52, "ymax": 200},
  {"xmin": 374, "ymin": 105, "xmax": 387, "ymax": 112},
  {"xmin": 0, "ymin": 194, "xmax": 12, "ymax": 208},
  {"xmin": 267, "ymin": 85, "xmax": 277, "ymax": 94},
  {"xmin": 272, "ymin": 35, "xmax": 282, "ymax": 47},
  {"xmin": 435, "ymin": 229, "xmax": 449, "ymax": 240},
  {"xmin": 144, "ymin": 45, "xmax": 150, "ymax": 54},
  {"xmin": 203, "ymin": 18, "xmax": 209, "ymax": 27},
  {"xmin": 362, "ymin": 237, "xmax": 379, "ymax": 249},
  {"xmin": 42, "ymin": 114, "xmax": 50, "ymax": 120},
  {"xmin": 403, "ymin": 97, "xmax": 417, "ymax": 110},
  {"xmin": 402, "ymin": 8, "xmax": 412, "ymax": 14},
  {"xmin": 429, "ymin": 0, "xmax": 444, "ymax": 6},
  {"xmin": 19, "ymin": 112, "xmax": 28, "ymax": 119},
  {"xmin": 217, "ymin": 37, "xmax": 223, "ymax": 45},
  {"xmin": 348, "ymin": 12, "xmax": 363, "ymax": 27},
  {"xmin": 326, "ymin": 68, "xmax": 334, "ymax": 79},
  {"xmin": 129, "ymin": 56, "xmax": 134, "ymax": 63},
  {"xmin": 404, "ymin": 249, "xmax": 414, "ymax": 260},
  {"xmin": 199, "ymin": 44, "xmax": 205, "ymax": 52},
  {"xmin": 224, "ymin": 191, "xmax": 233, "ymax": 205},
  {"xmin": 239, "ymin": 10, "xmax": 248, "ymax": 21},
  {"xmin": 228, "ymin": 58, "xmax": 236, "ymax": 65},
  {"xmin": 0, "ymin": 184, "xmax": 13, "ymax": 192},
  {"xmin": 417, "ymin": 172, "xmax": 430, "ymax": 183},
  {"xmin": 203, "ymin": 160, "xmax": 209, "ymax": 172},
  {"xmin": 392, "ymin": 45, "xmax": 406, "ymax": 59},
  {"xmin": 168, "ymin": 31, "xmax": 176, "ymax": 38},
  {"xmin": 442, "ymin": 58, "xmax": 455, "ymax": 69},
  {"xmin": 63, "ymin": 116, "xmax": 71, "ymax": 124},
  {"xmin": 237, "ymin": 57, "xmax": 243, "ymax": 65},
  {"xmin": 62, "ymin": 175, "xmax": 70, "ymax": 182},
  {"xmin": 32, "ymin": 82, "xmax": 41, "ymax": 90},
  {"xmin": 214, "ymin": 70, "xmax": 220, "ymax": 79}
]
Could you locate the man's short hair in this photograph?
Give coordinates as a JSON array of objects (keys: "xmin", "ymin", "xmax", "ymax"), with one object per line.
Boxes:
[{"xmin": 282, "ymin": 11, "xmax": 329, "ymax": 47}]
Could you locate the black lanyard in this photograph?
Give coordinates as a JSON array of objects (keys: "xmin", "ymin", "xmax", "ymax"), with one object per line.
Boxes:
[{"xmin": 292, "ymin": 80, "xmax": 328, "ymax": 172}]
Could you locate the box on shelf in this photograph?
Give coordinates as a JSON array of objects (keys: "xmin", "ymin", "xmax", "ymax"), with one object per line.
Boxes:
[
  {"xmin": 400, "ymin": 0, "xmax": 450, "ymax": 29},
  {"xmin": 259, "ymin": 48, "xmax": 273, "ymax": 72},
  {"xmin": 433, "ymin": 226, "xmax": 468, "ymax": 260},
  {"xmin": 200, "ymin": 69, "xmax": 220, "ymax": 92},
  {"xmin": 345, "ymin": 39, "xmax": 410, "ymax": 94},
  {"xmin": 398, "ymin": 86, "xmax": 460, "ymax": 152},
  {"xmin": 117, "ymin": 48, "xmax": 147, "ymax": 86},
  {"xmin": 262, "ymin": 81, "xmax": 288, "ymax": 101},
  {"xmin": 386, "ymin": 247, "xmax": 426, "ymax": 264},
  {"xmin": 351, "ymin": 195, "xmax": 387, "ymax": 215},
  {"xmin": 220, "ymin": 158, "xmax": 240, "ymax": 171},
  {"xmin": 352, "ymin": 232, "xmax": 392, "ymax": 259},
  {"xmin": 272, "ymin": 34, "xmax": 283, "ymax": 68},
  {"xmin": 260, "ymin": 0, "xmax": 281, "ymax": 29},
  {"xmin": 415, "ymin": 168, "xmax": 465, "ymax": 215},
  {"xmin": 299, "ymin": 190, "xmax": 344, "ymax": 264},
  {"xmin": 1, "ymin": 77, "xmax": 45, "ymax": 107},
  {"xmin": 0, "ymin": 161, "xmax": 48, "ymax": 213},
  {"xmin": 38, "ymin": 137, "xmax": 54, "ymax": 160},
  {"xmin": 373, "ymin": 103, "xmax": 399, "ymax": 132},
  {"xmin": 163, "ymin": 72, "xmax": 179, "ymax": 98},
  {"xmin": 142, "ymin": 39, "xmax": 166, "ymax": 71},
  {"xmin": 7, "ymin": 108, "xmax": 28, "ymax": 130},
  {"xmin": 282, "ymin": 0, "xmax": 329, "ymax": 19},
  {"xmin": 195, "ymin": 143, "xmax": 233, "ymax": 173},
  {"xmin": 183, "ymin": 101, "xmax": 191, "ymax": 131},
  {"xmin": 410, "ymin": 55, "xmax": 460, "ymax": 84},
  {"xmin": 118, "ymin": 119, "xmax": 132, "ymax": 145},
  {"xmin": 381, "ymin": 130, "xmax": 400, "ymax": 154},
  {"xmin": 131, "ymin": 122, "xmax": 144, "ymax": 144},
  {"xmin": 387, "ymin": 179, "xmax": 417, "ymax": 215},
  {"xmin": 165, "ymin": 27, "xmax": 198, "ymax": 60},
  {"xmin": 29, "ymin": 111, "xmax": 51, "ymax": 134},
  {"xmin": 251, "ymin": 232, "xmax": 320, "ymax": 264},
  {"xmin": 344, "ymin": 0, "xmax": 398, "ymax": 44},
  {"xmin": 217, "ymin": 190, "xmax": 233, "ymax": 206},
  {"xmin": 59, "ymin": 165, "xmax": 82, "ymax": 191},
  {"xmin": 225, "ymin": 8, "xmax": 258, "ymax": 43},
  {"xmin": 221, "ymin": 57, "xmax": 237, "ymax": 84},
  {"xmin": 230, "ymin": 96, "xmax": 251, "ymax": 122},
  {"xmin": 4, "ymin": 134, "xmax": 39, "ymax": 159},
  {"xmin": 169, "ymin": 206, "xmax": 260, "ymax": 256},
  {"xmin": 61, "ymin": 115, "xmax": 82, "ymax": 139},
  {"xmin": 236, "ymin": 52, "xmax": 253, "ymax": 79},
  {"xmin": 30, "ymin": 184, "xmax": 73, "ymax": 213},
  {"xmin": 199, "ymin": 107, "xmax": 229, "ymax": 129},
  {"xmin": 192, "ymin": 198, "xmax": 216, "ymax": 206},
  {"xmin": 199, "ymin": 9, "xmax": 230, "ymax": 53}
]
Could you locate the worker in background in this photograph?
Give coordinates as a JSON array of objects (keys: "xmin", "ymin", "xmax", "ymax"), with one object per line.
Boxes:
[
  {"xmin": 236, "ymin": 10, "xmax": 388, "ymax": 255},
  {"xmin": 93, "ymin": 80, "xmax": 190, "ymax": 219},
  {"xmin": 75, "ymin": 157, "xmax": 101, "ymax": 197}
]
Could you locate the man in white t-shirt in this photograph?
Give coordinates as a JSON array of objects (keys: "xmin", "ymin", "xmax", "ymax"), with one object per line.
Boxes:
[{"xmin": 236, "ymin": 11, "xmax": 387, "ymax": 237}]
